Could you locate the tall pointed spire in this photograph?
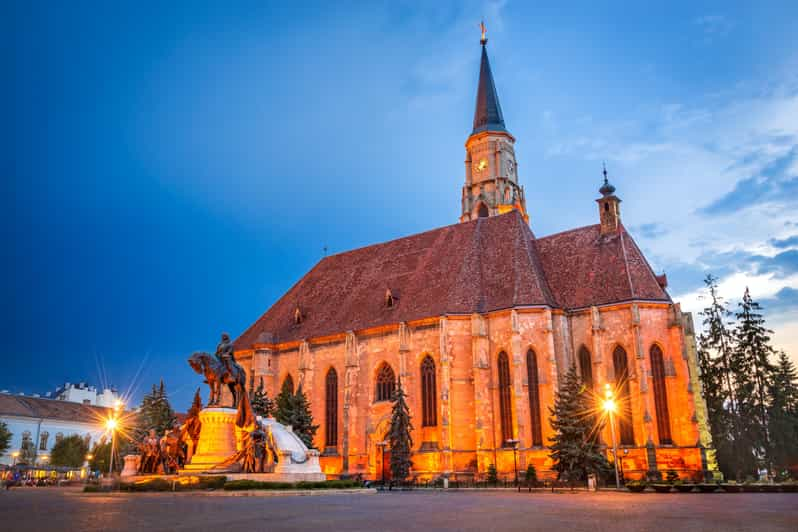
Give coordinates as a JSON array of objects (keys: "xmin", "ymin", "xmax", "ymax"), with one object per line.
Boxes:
[
  {"xmin": 472, "ymin": 24, "xmax": 506, "ymax": 135},
  {"xmin": 460, "ymin": 27, "xmax": 526, "ymax": 224}
]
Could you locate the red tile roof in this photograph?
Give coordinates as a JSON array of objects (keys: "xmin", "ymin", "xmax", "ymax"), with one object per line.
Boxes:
[
  {"xmin": 235, "ymin": 211, "xmax": 669, "ymax": 349},
  {"xmin": 0, "ymin": 393, "xmax": 110, "ymax": 424}
]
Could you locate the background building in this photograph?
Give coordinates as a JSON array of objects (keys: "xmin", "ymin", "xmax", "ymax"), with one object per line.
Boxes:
[{"xmin": 0, "ymin": 393, "xmax": 109, "ymax": 466}]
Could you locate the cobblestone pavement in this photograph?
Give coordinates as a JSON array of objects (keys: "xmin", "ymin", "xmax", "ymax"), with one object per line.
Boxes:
[{"xmin": 0, "ymin": 488, "xmax": 796, "ymax": 532}]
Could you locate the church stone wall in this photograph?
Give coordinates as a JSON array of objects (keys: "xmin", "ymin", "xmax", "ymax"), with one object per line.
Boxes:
[{"xmin": 236, "ymin": 302, "xmax": 707, "ymax": 481}]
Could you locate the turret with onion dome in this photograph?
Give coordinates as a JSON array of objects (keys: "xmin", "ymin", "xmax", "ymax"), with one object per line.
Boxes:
[{"xmin": 597, "ymin": 163, "xmax": 622, "ymax": 235}]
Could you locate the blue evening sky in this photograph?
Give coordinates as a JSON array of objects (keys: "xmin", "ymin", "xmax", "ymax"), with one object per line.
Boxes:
[{"xmin": 5, "ymin": 1, "xmax": 798, "ymax": 409}]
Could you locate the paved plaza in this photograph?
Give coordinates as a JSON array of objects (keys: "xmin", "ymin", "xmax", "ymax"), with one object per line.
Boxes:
[{"xmin": 0, "ymin": 488, "xmax": 796, "ymax": 531}]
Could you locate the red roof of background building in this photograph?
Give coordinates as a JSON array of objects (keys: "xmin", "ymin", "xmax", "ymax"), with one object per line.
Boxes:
[
  {"xmin": 0, "ymin": 393, "xmax": 110, "ymax": 424},
  {"xmin": 234, "ymin": 211, "xmax": 669, "ymax": 349}
]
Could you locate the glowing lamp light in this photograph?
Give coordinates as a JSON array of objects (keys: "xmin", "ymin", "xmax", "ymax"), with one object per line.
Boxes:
[
  {"xmin": 603, "ymin": 398, "xmax": 616, "ymax": 413},
  {"xmin": 106, "ymin": 417, "xmax": 118, "ymax": 431}
]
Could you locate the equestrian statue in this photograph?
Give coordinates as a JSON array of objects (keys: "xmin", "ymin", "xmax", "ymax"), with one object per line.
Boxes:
[{"xmin": 188, "ymin": 332, "xmax": 247, "ymax": 409}]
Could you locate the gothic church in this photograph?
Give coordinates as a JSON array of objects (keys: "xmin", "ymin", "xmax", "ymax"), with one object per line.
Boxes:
[{"xmin": 232, "ymin": 35, "xmax": 716, "ymax": 481}]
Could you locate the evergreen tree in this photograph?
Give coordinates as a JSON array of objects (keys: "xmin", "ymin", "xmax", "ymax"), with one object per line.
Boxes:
[
  {"xmin": 548, "ymin": 365, "xmax": 611, "ymax": 485},
  {"xmin": 387, "ymin": 378, "xmax": 413, "ymax": 483},
  {"xmin": 275, "ymin": 378, "xmax": 295, "ymax": 423},
  {"xmin": 734, "ymin": 288, "xmax": 776, "ymax": 474},
  {"xmin": 187, "ymin": 388, "xmax": 203, "ymax": 419},
  {"xmin": 135, "ymin": 380, "xmax": 177, "ymax": 440},
  {"xmin": 50, "ymin": 434, "xmax": 89, "ymax": 468},
  {"xmin": 769, "ymin": 351, "xmax": 798, "ymax": 477},
  {"xmin": 697, "ymin": 274, "xmax": 742, "ymax": 478},
  {"xmin": 0, "ymin": 422, "xmax": 11, "ymax": 458},
  {"xmin": 275, "ymin": 383, "xmax": 318, "ymax": 449},
  {"xmin": 250, "ymin": 377, "xmax": 275, "ymax": 418}
]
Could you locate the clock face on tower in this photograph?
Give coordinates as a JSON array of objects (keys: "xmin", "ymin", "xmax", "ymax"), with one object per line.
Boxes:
[{"xmin": 473, "ymin": 158, "xmax": 488, "ymax": 173}]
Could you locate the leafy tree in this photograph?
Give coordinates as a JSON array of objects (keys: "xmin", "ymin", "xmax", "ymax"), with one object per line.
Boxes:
[
  {"xmin": 250, "ymin": 377, "xmax": 275, "ymax": 418},
  {"xmin": 733, "ymin": 288, "xmax": 776, "ymax": 475},
  {"xmin": 548, "ymin": 365, "xmax": 611, "ymax": 486},
  {"xmin": 697, "ymin": 274, "xmax": 742, "ymax": 478},
  {"xmin": 50, "ymin": 434, "xmax": 89, "ymax": 468},
  {"xmin": 89, "ymin": 440, "xmax": 120, "ymax": 473},
  {"xmin": 769, "ymin": 351, "xmax": 798, "ymax": 477},
  {"xmin": 275, "ymin": 383, "xmax": 319, "ymax": 449},
  {"xmin": 387, "ymin": 378, "xmax": 413, "ymax": 483},
  {"xmin": 135, "ymin": 380, "xmax": 177, "ymax": 441},
  {"xmin": 0, "ymin": 422, "xmax": 11, "ymax": 458}
]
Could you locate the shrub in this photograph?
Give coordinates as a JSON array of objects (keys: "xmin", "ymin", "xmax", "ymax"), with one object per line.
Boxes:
[
  {"xmin": 525, "ymin": 464, "xmax": 538, "ymax": 487},
  {"xmin": 486, "ymin": 464, "xmax": 498, "ymax": 485},
  {"xmin": 665, "ymin": 470, "xmax": 679, "ymax": 484}
]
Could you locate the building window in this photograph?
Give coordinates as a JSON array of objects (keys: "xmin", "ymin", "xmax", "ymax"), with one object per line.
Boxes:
[
  {"xmin": 420, "ymin": 356, "xmax": 437, "ymax": 427},
  {"xmin": 282, "ymin": 374, "xmax": 294, "ymax": 395},
  {"xmin": 478, "ymin": 203, "xmax": 489, "ymax": 218},
  {"xmin": 39, "ymin": 431, "xmax": 49, "ymax": 450},
  {"xmin": 578, "ymin": 345, "xmax": 593, "ymax": 389},
  {"xmin": 55, "ymin": 432, "xmax": 64, "ymax": 445},
  {"xmin": 526, "ymin": 349, "xmax": 543, "ymax": 446},
  {"xmin": 498, "ymin": 351, "xmax": 513, "ymax": 445},
  {"xmin": 650, "ymin": 345, "xmax": 673, "ymax": 445},
  {"xmin": 375, "ymin": 363, "xmax": 396, "ymax": 402},
  {"xmin": 325, "ymin": 368, "xmax": 338, "ymax": 447},
  {"xmin": 612, "ymin": 346, "xmax": 634, "ymax": 445}
]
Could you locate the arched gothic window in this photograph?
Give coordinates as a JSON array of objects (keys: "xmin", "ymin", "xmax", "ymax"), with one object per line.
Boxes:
[
  {"xmin": 578, "ymin": 345, "xmax": 593, "ymax": 389},
  {"xmin": 478, "ymin": 203, "xmax": 489, "ymax": 218},
  {"xmin": 375, "ymin": 363, "xmax": 396, "ymax": 402},
  {"xmin": 325, "ymin": 368, "xmax": 338, "ymax": 447},
  {"xmin": 420, "ymin": 356, "xmax": 437, "ymax": 427},
  {"xmin": 526, "ymin": 349, "xmax": 543, "ymax": 446},
  {"xmin": 650, "ymin": 345, "xmax": 672, "ymax": 445},
  {"xmin": 498, "ymin": 352, "xmax": 513, "ymax": 445},
  {"xmin": 39, "ymin": 431, "xmax": 49, "ymax": 450},
  {"xmin": 282, "ymin": 374, "xmax": 294, "ymax": 395},
  {"xmin": 612, "ymin": 346, "xmax": 634, "ymax": 445}
]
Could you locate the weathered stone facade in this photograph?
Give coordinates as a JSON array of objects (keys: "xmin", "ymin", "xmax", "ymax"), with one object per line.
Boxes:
[{"xmin": 234, "ymin": 302, "xmax": 711, "ymax": 480}]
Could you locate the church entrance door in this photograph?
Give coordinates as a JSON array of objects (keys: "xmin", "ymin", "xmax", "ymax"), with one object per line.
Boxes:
[{"xmin": 382, "ymin": 449, "xmax": 392, "ymax": 482}]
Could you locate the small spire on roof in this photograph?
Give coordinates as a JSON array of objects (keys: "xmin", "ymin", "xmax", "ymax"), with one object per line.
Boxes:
[{"xmin": 599, "ymin": 162, "xmax": 616, "ymax": 196}]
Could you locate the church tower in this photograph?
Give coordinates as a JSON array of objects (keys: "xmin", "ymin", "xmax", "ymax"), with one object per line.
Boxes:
[{"xmin": 460, "ymin": 26, "xmax": 527, "ymax": 223}]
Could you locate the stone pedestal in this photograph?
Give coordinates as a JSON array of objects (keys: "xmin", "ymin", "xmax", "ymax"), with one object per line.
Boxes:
[
  {"xmin": 121, "ymin": 454, "xmax": 140, "ymax": 478},
  {"xmin": 183, "ymin": 408, "xmax": 240, "ymax": 472}
]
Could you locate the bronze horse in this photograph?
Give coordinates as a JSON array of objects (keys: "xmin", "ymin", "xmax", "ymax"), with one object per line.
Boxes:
[{"xmin": 188, "ymin": 352, "xmax": 246, "ymax": 408}]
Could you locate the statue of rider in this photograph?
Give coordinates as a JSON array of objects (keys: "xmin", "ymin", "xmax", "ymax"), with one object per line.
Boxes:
[{"xmin": 215, "ymin": 332, "xmax": 236, "ymax": 376}]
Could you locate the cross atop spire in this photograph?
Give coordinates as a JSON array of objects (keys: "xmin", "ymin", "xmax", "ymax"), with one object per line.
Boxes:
[
  {"xmin": 480, "ymin": 20, "xmax": 488, "ymax": 45},
  {"xmin": 471, "ymin": 29, "xmax": 506, "ymax": 135}
]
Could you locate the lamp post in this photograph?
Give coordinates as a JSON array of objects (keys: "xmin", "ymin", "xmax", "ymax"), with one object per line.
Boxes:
[
  {"xmin": 106, "ymin": 417, "xmax": 118, "ymax": 476},
  {"xmin": 603, "ymin": 383, "xmax": 621, "ymax": 489},
  {"xmin": 506, "ymin": 439, "xmax": 520, "ymax": 491},
  {"xmin": 376, "ymin": 441, "xmax": 388, "ymax": 486}
]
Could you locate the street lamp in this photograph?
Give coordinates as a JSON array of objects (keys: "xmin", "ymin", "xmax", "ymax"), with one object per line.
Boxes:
[
  {"xmin": 603, "ymin": 383, "xmax": 621, "ymax": 489},
  {"xmin": 506, "ymin": 439, "xmax": 520, "ymax": 491},
  {"xmin": 376, "ymin": 441, "xmax": 388, "ymax": 486},
  {"xmin": 11, "ymin": 451, "xmax": 19, "ymax": 467},
  {"xmin": 106, "ymin": 416, "xmax": 119, "ymax": 476}
]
